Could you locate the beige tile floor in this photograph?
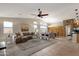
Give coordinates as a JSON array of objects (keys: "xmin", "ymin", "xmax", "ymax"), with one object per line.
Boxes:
[
  {"xmin": 32, "ymin": 38, "xmax": 79, "ymax": 56},
  {"xmin": 1, "ymin": 37, "xmax": 79, "ymax": 56}
]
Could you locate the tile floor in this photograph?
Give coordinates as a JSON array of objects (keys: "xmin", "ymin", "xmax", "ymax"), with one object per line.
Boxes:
[
  {"xmin": 32, "ymin": 38, "xmax": 79, "ymax": 56},
  {"xmin": 1, "ymin": 37, "xmax": 79, "ymax": 56}
]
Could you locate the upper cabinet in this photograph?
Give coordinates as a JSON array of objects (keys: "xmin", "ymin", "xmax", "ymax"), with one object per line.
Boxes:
[
  {"xmin": 63, "ymin": 19, "xmax": 74, "ymax": 26},
  {"xmin": 63, "ymin": 19, "xmax": 79, "ymax": 28}
]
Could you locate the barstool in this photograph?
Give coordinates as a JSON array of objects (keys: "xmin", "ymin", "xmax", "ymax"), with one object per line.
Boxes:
[{"xmin": 0, "ymin": 41, "xmax": 6, "ymax": 56}]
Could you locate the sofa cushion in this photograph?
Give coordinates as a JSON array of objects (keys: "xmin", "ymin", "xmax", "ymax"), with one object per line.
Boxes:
[{"xmin": 23, "ymin": 33, "xmax": 29, "ymax": 36}]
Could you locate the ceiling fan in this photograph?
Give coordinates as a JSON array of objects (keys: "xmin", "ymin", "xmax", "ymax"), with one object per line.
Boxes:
[{"xmin": 32, "ymin": 9, "xmax": 48, "ymax": 18}]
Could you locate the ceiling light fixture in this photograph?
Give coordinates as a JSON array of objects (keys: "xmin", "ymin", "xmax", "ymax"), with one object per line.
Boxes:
[{"xmin": 74, "ymin": 9, "xmax": 79, "ymax": 25}]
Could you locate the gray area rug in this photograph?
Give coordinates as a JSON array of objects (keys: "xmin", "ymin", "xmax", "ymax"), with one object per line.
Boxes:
[{"xmin": 6, "ymin": 39, "xmax": 57, "ymax": 56}]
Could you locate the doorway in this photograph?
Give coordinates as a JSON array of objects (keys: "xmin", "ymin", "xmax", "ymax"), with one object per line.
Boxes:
[{"xmin": 65, "ymin": 25, "xmax": 71, "ymax": 36}]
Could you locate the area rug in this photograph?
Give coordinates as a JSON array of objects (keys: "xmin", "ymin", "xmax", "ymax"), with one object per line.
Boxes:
[{"xmin": 6, "ymin": 39, "xmax": 57, "ymax": 56}]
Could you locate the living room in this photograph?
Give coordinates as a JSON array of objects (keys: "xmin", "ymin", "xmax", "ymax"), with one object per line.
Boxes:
[{"xmin": 1, "ymin": 3, "xmax": 79, "ymax": 56}]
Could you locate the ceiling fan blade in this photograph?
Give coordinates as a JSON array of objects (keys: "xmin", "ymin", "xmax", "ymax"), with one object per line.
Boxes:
[
  {"xmin": 31, "ymin": 9, "xmax": 48, "ymax": 18},
  {"xmin": 41, "ymin": 14, "xmax": 48, "ymax": 16}
]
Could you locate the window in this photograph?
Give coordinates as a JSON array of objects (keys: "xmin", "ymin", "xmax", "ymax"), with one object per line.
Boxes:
[
  {"xmin": 33, "ymin": 21, "xmax": 37, "ymax": 24},
  {"xmin": 33, "ymin": 21, "xmax": 38, "ymax": 33},
  {"xmin": 3, "ymin": 21, "xmax": 13, "ymax": 34},
  {"xmin": 33, "ymin": 21, "xmax": 38, "ymax": 29},
  {"xmin": 34, "ymin": 25, "xmax": 37, "ymax": 29},
  {"xmin": 40, "ymin": 26, "xmax": 47, "ymax": 28},
  {"xmin": 40, "ymin": 22, "xmax": 47, "ymax": 26},
  {"xmin": 40, "ymin": 22, "xmax": 48, "ymax": 33}
]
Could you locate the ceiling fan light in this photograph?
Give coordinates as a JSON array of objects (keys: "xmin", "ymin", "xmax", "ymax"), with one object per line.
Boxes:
[
  {"xmin": 76, "ymin": 13, "xmax": 78, "ymax": 15},
  {"xmin": 75, "ymin": 9, "xmax": 78, "ymax": 11}
]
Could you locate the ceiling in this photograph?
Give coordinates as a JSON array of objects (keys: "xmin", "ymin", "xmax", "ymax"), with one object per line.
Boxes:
[{"xmin": 0, "ymin": 3, "xmax": 79, "ymax": 23}]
